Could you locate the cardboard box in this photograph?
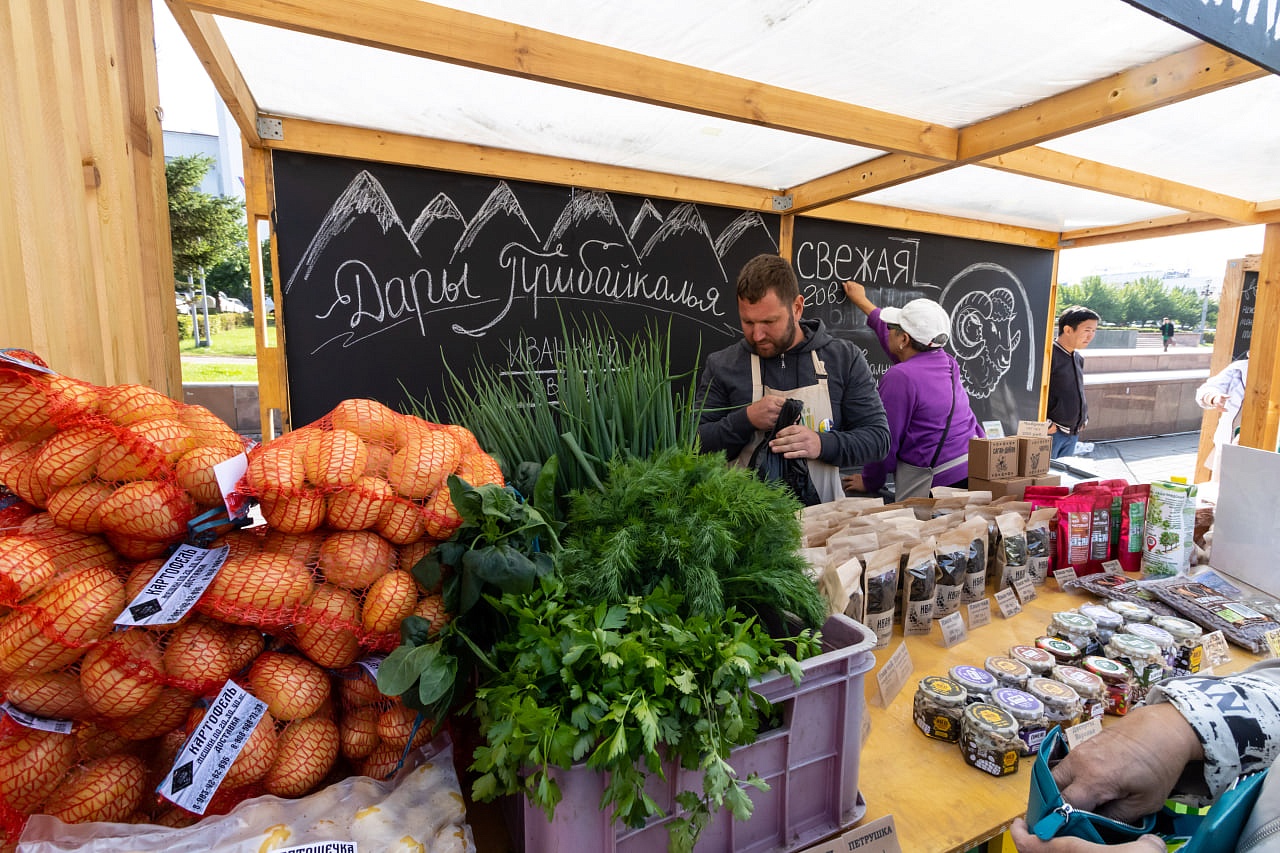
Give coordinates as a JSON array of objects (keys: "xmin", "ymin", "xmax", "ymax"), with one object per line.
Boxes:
[
  {"xmin": 1032, "ymin": 473, "xmax": 1061, "ymax": 487},
  {"xmin": 968, "ymin": 437, "xmax": 1018, "ymax": 481},
  {"xmin": 1017, "ymin": 436, "xmax": 1052, "ymax": 478},
  {"xmin": 968, "ymin": 476, "xmax": 1035, "ymax": 500}
]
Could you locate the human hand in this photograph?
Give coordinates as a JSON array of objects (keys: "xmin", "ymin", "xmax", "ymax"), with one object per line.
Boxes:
[
  {"xmin": 1008, "ymin": 817, "xmax": 1164, "ymax": 852},
  {"xmin": 747, "ymin": 395, "xmax": 785, "ymax": 430},
  {"xmin": 1047, "ymin": 703, "xmax": 1202, "ymax": 824},
  {"xmin": 769, "ymin": 424, "xmax": 821, "ymax": 459},
  {"xmin": 1206, "ymin": 393, "xmax": 1229, "ymax": 411},
  {"xmin": 841, "ymin": 281, "xmax": 875, "ymax": 315},
  {"xmin": 1047, "ymin": 423, "xmax": 1059, "ymax": 434},
  {"xmin": 842, "ymin": 473, "xmax": 865, "ymax": 494}
]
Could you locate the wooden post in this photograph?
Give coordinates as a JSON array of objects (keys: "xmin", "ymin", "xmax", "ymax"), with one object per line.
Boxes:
[
  {"xmin": 1193, "ymin": 256, "xmax": 1256, "ymax": 481},
  {"xmin": 1239, "ymin": 225, "xmax": 1280, "ymax": 453},
  {"xmin": 243, "ymin": 141, "xmax": 290, "ymax": 439}
]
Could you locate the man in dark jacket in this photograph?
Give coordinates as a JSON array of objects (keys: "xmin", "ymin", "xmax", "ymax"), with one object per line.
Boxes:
[
  {"xmin": 1046, "ymin": 305, "xmax": 1100, "ymax": 459},
  {"xmin": 696, "ymin": 254, "xmax": 890, "ymax": 503}
]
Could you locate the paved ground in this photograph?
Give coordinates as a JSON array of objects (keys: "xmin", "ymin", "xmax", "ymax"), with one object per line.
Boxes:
[{"xmin": 1054, "ymin": 430, "xmax": 1201, "ymax": 486}]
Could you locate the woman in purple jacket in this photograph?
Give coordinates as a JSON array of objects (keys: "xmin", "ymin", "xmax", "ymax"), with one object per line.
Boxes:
[{"xmin": 841, "ymin": 281, "xmax": 983, "ymax": 500}]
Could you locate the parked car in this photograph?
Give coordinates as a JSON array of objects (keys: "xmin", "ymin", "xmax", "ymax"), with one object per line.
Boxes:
[{"xmin": 218, "ymin": 294, "xmax": 250, "ymax": 313}]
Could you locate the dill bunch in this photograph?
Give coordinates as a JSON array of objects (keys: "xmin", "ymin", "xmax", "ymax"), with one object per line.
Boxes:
[{"xmin": 559, "ymin": 447, "xmax": 827, "ymax": 630}]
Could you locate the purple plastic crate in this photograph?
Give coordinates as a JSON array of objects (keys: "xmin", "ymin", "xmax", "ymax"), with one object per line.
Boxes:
[{"xmin": 506, "ymin": 614, "xmax": 875, "ymax": 853}]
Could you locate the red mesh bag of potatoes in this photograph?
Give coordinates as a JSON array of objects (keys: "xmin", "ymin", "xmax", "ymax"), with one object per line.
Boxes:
[{"xmin": 237, "ymin": 399, "xmax": 502, "ymax": 547}]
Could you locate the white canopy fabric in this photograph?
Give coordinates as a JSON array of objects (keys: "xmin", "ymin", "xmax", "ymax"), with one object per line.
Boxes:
[{"xmin": 174, "ymin": 0, "xmax": 1280, "ymax": 240}]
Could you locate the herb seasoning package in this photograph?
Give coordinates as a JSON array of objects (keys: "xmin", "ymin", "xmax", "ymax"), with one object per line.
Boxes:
[
  {"xmin": 960, "ymin": 517, "xmax": 989, "ymax": 605},
  {"xmin": 862, "ymin": 543, "xmax": 901, "ymax": 649},
  {"xmin": 985, "ymin": 655, "xmax": 1032, "ymax": 690},
  {"xmin": 950, "ymin": 664, "xmax": 999, "ymax": 705},
  {"xmin": 995, "ymin": 511, "xmax": 1029, "ymax": 590},
  {"xmin": 1117, "ymin": 484, "xmax": 1150, "ymax": 573},
  {"xmin": 1140, "ymin": 480, "xmax": 1198, "ymax": 579},
  {"xmin": 902, "ymin": 538, "xmax": 938, "ymax": 636},
  {"xmin": 1082, "ymin": 655, "xmax": 1134, "ymax": 715},
  {"xmin": 961, "ymin": 703, "xmax": 1022, "ymax": 776},
  {"xmin": 933, "ymin": 528, "xmax": 970, "ymax": 619},
  {"xmin": 1026, "ymin": 508, "xmax": 1055, "ymax": 585},
  {"xmin": 1152, "ymin": 614, "xmax": 1204, "ymax": 676},
  {"xmin": 1051, "ymin": 664, "xmax": 1107, "ymax": 721},
  {"xmin": 913, "ymin": 675, "xmax": 968, "ymax": 742}
]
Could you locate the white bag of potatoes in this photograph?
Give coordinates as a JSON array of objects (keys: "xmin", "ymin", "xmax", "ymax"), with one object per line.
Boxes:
[{"xmin": 18, "ymin": 736, "xmax": 474, "ymax": 853}]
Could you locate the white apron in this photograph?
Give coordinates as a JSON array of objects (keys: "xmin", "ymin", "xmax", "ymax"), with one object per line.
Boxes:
[{"xmin": 733, "ymin": 351, "xmax": 844, "ymax": 504}]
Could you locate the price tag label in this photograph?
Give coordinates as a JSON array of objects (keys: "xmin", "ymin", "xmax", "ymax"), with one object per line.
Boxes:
[
  {"xmin": 214, "ymin": 453, "xmax": 250, "ymax": 520},
  {"xmin": 1201, "ymin": 630, "xmax": 1230, "ymax": 670},
  {"xmin": 1017, "ymin": 420, "xmax": 1050, "ymax": 437},
  {"xmin": 994, "ymin": 587, "xmax": 1022, "ymax": 618},
  {"xmin": 1013, "ymin": 576, "xmax": 1037, "ymax": 604},
  {"xmin": 1054, "ymin": 568, "xmax": 1078, "ymax": 589},
  {"xmin": 1264, "ymin": 629, "xmax": 1280, "ymax": 660},
  {"xmin": 115, "ymin": 544, "xmax": 230, "ymax": 627},
  {"xmin": 967, "ymin": 598, "xmax": 992, "ymax": 630},
  {"xmin": 1101, "ymin": 559, "xmax": 1124, "ymax": 575},
  {"xmin": 1, "ymin": 701, "xmax": 73, "ymax": 734},
  {"xmin": 875, "ymin": 641, "xmax": 913, "ymax": 708},
  {"xmin": 938, "ymin": 611, "xmax": 968, "ymax": 647},
  {"xmin": 1065, "ymin": 716, "xmax": 1104, "ymax": 750},
  {"xmin": 159, "ymin": 681, "xmax": 265, "ymax": 814},
  {"xmin": 982, "ymin": 420, "xmax": 1006, "ymax": 439}
]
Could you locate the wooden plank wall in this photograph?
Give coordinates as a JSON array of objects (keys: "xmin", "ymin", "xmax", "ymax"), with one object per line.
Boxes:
[{"xmin": 0, "ymin": 0, "xmax": 180, "ymax": 395}]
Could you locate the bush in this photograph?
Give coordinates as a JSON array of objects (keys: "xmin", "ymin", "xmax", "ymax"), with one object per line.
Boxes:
[{"xmin": 176, "ymin": 311, "xmax": 250, "ymax": 339}]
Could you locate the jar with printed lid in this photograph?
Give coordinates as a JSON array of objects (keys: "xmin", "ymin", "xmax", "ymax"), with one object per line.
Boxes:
[
  {"xmin": 950, "ymin": 664, "xmax": 999, "ymax": 704},
  {"xmin": 1106, "ymin": 599, "xmax": 1154, "ymax": 624},
  {"xmin": 1103, "ymin": 633, "xmax": 1167, "ymax": 703},
  {"xmin": 1152, "ymin": 615, "xmax": 1204, "ymax": 676},
  {"xmin": 985, "ymin": 655, "xmax": 1031, "ymax": 690},
  {"xmin": 914, "ymin": 676, "xmax": 968, "ymax": 742},
  {"xmin": 1048, "ymin": 611, "xmax": 1101, "ymax": 656},
  {"xmin": 960, "ymin": 703, "xmax": 1022, "ymax": 777},
  {"xmin": 1078, "ymin": 603, "xmax": 1125, "ymax": 645},
  {"xmin": 1009, "ymin": 644, "xmax": 1055, "ymax": 677},
  {"xmin": 990, "ymin": 687, "xmax": 1049, "ymax": 755},
  {"xmin": 1035, "ymin": 635, "xmax": 1082, "ymax": 667},
  {"xmin": 1052, "ymin": 664, "xmax": 1107, "ymax": 721},
  {"xmin": 1027, "ymin": 676, "xmax": 1084, "ymax": 729},
  {"xmin": 1082, "ymin": 655, "xmax": 1135, "ymax": 715}
]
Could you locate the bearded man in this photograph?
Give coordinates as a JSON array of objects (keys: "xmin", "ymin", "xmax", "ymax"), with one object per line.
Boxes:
[{"xmin": 695, "ymin": 254, "xmax": 889, "ymax": 503}]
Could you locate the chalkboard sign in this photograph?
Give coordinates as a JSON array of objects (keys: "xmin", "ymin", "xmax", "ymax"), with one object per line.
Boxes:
[
  {"xmin": 791, "ymin": 218, "xmax": 1055, "ymax": 431},
  {"xmin": 271, "ymin": 152, "xmax": 780, "ymax": 426},
  {"xmin": 1231, "ymin": 269, "xmax": 1258, "ymax": 361}
]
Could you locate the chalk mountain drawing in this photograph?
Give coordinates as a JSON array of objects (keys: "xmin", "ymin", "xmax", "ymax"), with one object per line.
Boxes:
[
  {"xmin": 454, "ymin": 181, "xmax": 540, "ymax": 259},
  {"xmin": 546, "ymin": 190, "xmax": 641, "ymax": 264},
  {"xmin": 940, "ymin": 262, "xmax": 1035, "ymax": 400},
  {"xmin": 286, "ymin": 170, "xmax": 416, "ymax": 293},
  {"xmin": 408, "ymin": 192, "xmax": 465, "ymax": 246}
]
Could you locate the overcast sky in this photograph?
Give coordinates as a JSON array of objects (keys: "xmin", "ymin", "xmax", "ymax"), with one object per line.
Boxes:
[{"xmin": 152, "ymin": 1, "xmax": 1267, "ymax": 290}]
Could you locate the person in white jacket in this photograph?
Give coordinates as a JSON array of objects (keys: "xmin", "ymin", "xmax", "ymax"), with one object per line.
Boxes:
[
  {"xmin": 1196, "ymin": 357, "xmax": 1249, "ymax": 479},
  {"xmin": 1009, "ymin": 659, "xmax": 1280, "ymax": 852}
]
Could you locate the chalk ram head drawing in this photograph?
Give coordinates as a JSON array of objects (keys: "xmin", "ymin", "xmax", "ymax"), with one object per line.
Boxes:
[{"xmin": 940, "ymin": 263, "xmax": 1035, "ymax": 400}]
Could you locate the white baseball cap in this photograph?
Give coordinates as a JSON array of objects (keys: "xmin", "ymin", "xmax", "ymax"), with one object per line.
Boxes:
[{"xmin": 879, "ymin": 299, "xmax": 951, "ymax": 349}]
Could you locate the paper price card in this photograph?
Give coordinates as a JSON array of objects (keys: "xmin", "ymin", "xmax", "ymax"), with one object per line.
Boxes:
[
  {"xmin": 1053, "ymin": 568, "xmax": 1078, "ymax": 589},
  {"xmin": 1265, "ymin": 629, "xmax": 1280, "ymax": 660},
  {"xmin": 116, "ymin": 544, "xmax": 230, "ymax": 627},
  {"xmin": 1201, "ymin": 630, "xmax": 1230, "ymax": 670},
  {"xmin": 967, "ymin": 598, "xmax": 992, "ymax": 630},
  {"xmin": 2, "ymin": 701, "xmax": 73, "ymax": 735},
  {"xmin": 938, "ymin": 611, "xmax": 968, "ymax": 648},
  {"xmin": 1101, "ymin": 559, "xmax": 1124, "ymax": 575},
  {"xmin": 994, "ymin": 587, "xmax": 1022, "ymax": 618},
  {"xmin": 875, "ymin": 641, "xmax": 913, "ymax": 708},
  {"xmin": 982, "ymin": 420, "xmax": 1006, "ymax": 438},
  {"xmin": 836, "ymin": 815, "xmax": 902, "ymax": 853},
  {"xmin": 214, "ymin": 453, "xmax": 250, "ymax": 520},
  {"xmin": 1013, "ymin": 576, "xmax": 1037, "ymax": 604},
  {"xmin": 159, "ymin": 681, "xmax": 266, "ymax": 814},
  {"xmin": 1017, "ymin": 420, "xmax": 1050, "ymax": 437},
  {"xmin": 1065, "ymin": 716, "xmax": 1104, "ymax": 750}
]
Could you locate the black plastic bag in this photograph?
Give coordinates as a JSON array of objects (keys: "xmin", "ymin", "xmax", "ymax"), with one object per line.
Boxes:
[{"xmin": 748, "ymin": 397, "xmax": 822, "ymax": 506}]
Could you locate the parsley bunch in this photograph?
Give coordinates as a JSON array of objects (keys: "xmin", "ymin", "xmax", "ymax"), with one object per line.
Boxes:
[{"xmin": 469, "ymin": 577, "xmax": 820, "ymax": 853}]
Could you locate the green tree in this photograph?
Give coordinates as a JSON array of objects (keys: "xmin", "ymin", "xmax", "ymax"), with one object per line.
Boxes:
[
  {"xmin": 204, "ymin": 237, "xmax": 275, "ymax": 310},
  {"xmin": 1058, "ymin": 275, "xmax": 1118, "ymax": 325},
  {"xmin": 166, "ymin": 154, "xmax": 244, "ymax": 280}
]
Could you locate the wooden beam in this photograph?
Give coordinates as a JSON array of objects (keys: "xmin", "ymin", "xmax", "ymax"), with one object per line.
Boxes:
[
  {"xmin": 165, "ymin": 2, "xmax": 260, "ymax": 146},
  {"xmin": 983, "ymin": 147, "xmax": 1259, "ymax": 224},
  {"xmin": 958, "ymin": 43, "xmax": 1266, "ymax": 161},
  {"xmin": 261, "ymin": 116, "xmax": 781, "ymax": 212},
  {"xmin": 787, "ymin": 43, "xmax": 1264, "ymax": 211},
  {"xmin": 1195, "ymin": 255, "xmax": 1256, "ymax": 481},
  {"xmin": 1239, "ymin": 224, "xmax": 1280, "ymax": 453},
  {"xmin": 1061, "ymin": 213, "xmax": 1231, "ymax": 247},
  {"xmin": 804, "ymin": 199, "xmax": 1059, "ymax": 249},
  {"xmin": 183, "ymin": 0, "xmax": 955, "ymax": 160},
  {"xmin": 243, "ymin": 141, "xmax": 289, "ymax": 437}
]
